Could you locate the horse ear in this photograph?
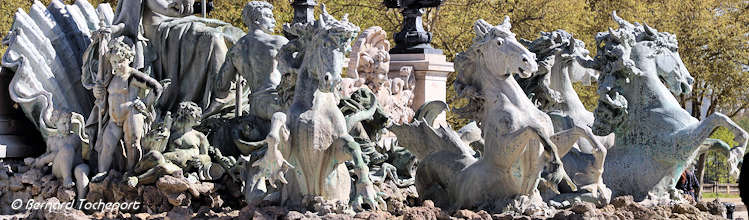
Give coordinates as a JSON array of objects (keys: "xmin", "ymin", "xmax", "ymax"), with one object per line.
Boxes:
[
  {"xmin": 643, "ymin": 23, "xmax": 656, "ymax": 36},
  {"xmin": 318, "ymin": 15, "xmax": 326, "ymax": 28},
  {"xmin": 552, "ymin": 31, "xmax": 562, "ymax": 43},
  {"xmin": 501, "ymin": 16, "xmax": 511, "ymax": 29},
  {"xmin": 611, "ymin": 11, "xmax": 632, "ymax": 29},
  {"xmin": 342, "ymin": 14, "xmax": 349, "ymax": 22},
  {"xmin": 518, "ymin": 38, "xmax": 532, "ymax": 48},
  {"xmin": 474, "ymin": 19, "xmax": 490, "ymax": 38},
  {"xmin": 320, "ymin": 4, "xmax": 332, "ymax": 26}
]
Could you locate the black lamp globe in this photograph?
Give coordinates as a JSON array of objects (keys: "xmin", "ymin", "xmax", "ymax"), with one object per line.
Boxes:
[{"xmin": 384, "ymin": 0, "xmax": 445, "ymax": 54}]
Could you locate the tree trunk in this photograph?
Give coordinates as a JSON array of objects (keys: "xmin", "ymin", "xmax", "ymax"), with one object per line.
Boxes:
[
  {"xmin": 695, "ymin": 153, "xmax": 707, "ymax": 200},
  {"xmin": 692, "ymin": 96, "xmax": 706, "ymax": 200}
]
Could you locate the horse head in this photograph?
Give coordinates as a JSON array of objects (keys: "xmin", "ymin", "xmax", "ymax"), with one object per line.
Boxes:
[
  {"xmin": 590, "ymin": 12, "xmax": 640, "ymax": 136},
  {"xmin": 591, "ymin": 12, "xmax": 694, "ymax": 136},
  {"xmin": 528, "ymin": 30, "xmax": 598, "ymax": 84},
  {"xmin": 636, "ymin": 24, "xmax": 693, "ymax": 95},
  {"xmin": 470, "ymin": 17, "xmax": 537, "ymax": 79},
  {"xmin": 283, "ymin": 5, "xmax": 359, "ymax": 93},
  {"xmin": 453, "ymin": 17, "xmax": 538, "ymax": 121},
  {"xmin": 519, "ymin": 30, "xmax": 598, "ymax": 109},
  {"xmin": 566, "ymin": 35, "xmax": 598, "ymax": 85},
  {"xmin": 611, "ymin": 11, "xmax": 694, "ymax": 95}
]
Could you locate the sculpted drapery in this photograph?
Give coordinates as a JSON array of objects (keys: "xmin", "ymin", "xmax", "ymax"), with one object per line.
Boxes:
[
  {"xmin": 93, "ymin": 0, "xmax": 244, "ymax": 112},
  {"xmin": 82, "ymin": 0, "xmax": 243, "ymax": 174}
]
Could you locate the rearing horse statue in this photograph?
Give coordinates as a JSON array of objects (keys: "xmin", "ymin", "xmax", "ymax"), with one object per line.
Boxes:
[
  {"xmin": 517, "ymin": 30, "xmax": 614, "ymax": 205},
  {"xmin": 391, "ymin": 18, "xmax": 606, "ymax": 211},
  {"xmin": 592, "ymin": 12, "xmax": 747, "ymax": 201},
  {"xmin": 251, "ymin": 6, "xmax": 386, "ymax": 211}
]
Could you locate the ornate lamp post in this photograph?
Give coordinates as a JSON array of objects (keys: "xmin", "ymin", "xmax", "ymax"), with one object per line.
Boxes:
[
  {"xmin": 292, "ymin": 0, "xmax": 317, "ymax": 24},
  {"xmin": 285, "ymin": 0, "xmax": 317, "ymax": 40},
  {"xmin": 385, "ymin": 0, "xmax": 444, "ymax": 54}
]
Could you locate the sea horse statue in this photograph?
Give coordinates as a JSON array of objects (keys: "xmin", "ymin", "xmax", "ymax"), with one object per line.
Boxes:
[
  {"xmin": 250, "ymin": 6, "xmax": 386, "ymax": 211},
  {"xmin": 391, "ymin": 18, "xmax": 607, "ymax": 212},
  {"xmin": 591, "ymin": 12, "xmax": 747, "ymax": 201}
]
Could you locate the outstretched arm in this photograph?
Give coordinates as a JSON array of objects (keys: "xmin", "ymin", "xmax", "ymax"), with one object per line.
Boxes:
[
  {"xmin": 205, "ymin": 53, "xmax": 239, "ymax": 117},
  {"xmin": 345, "ymin": 90, "xmax": 379, "ymax": 131},
  {"xmin": 199, "ymin": 134, "xmax": 210, "ymax": 155},
  {"xmin": 339, "ymin": 134, "xmax": 386, "ymax": 211},
  {"xmin": 145, "ymin": 0, "xmax": 191, "ymax": 18},
  {"xmin": 130, "ymin": 69, "xmax": 164, "ymax": 105}
]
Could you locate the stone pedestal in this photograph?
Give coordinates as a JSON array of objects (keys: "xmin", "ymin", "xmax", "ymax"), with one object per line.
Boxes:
[{"xmin": 388, "ymin": 53, "xmax": 453, "ymax": 124}]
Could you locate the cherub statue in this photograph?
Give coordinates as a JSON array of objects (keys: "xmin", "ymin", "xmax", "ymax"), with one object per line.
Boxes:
[
  {"xmin": 129, "ymin": 102, "xmax": 235, "ymax": 186},
  {"xmin": 91, "ymin": 37, "xmax": 164, "ymax": 182},
  {"xmin": 27, "ymin": 110, "xmax": 90, "ymax": 198},
  {"xmin": 165, "ymin": 102, "xmax": 212, "ymax": 169}
]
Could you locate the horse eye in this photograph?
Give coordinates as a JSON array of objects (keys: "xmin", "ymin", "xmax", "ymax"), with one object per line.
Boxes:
[{"xmin": 496, "ymin": 41, "xmax": 503, "ymax": 46}]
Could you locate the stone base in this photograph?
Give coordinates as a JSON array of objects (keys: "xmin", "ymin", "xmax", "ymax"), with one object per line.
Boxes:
[
  {"xmin": 389, "ymin": 53, "xmax": 453, "ymax": 124},
  {"xmin": 389, "ymin": 46, "xmax": 443, "ymax": 55},
  {"xmin": 0, "ymin": 135, "xmax": 39, "ymax": 158},
  {"xmin": 0, "ymin": 117, "xmax": 42, "ymax": 158}
]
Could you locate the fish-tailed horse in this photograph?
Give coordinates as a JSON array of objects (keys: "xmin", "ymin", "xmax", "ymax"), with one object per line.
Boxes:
[
  {"xmin": 592, "ymin": 12, "xmax": 747, "ymax": 201},
  {"xmin": 518, "ymin": 30, "xmax": 613, "ymax": 205},
  {"xmin": 391, "ymin": 18, "xmax": 606, "ymax": 211},
  {"xmin": 251, "ymin": 6, "xmax": 386, "ymax": 211}
]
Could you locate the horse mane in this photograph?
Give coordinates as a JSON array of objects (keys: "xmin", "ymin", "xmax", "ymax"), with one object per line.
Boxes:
[
  {"xmin": 595, "ymin": 11, "xmax": 678, "ymax": 76},
  {"xmin": 453, "ymin": 45, "xmax": 484, "ymax": 122},
  {"xmin": 453, "ymin": 18, "xmax": 513, "ymax": 122},
  {"xmin": 592, "ymin": 11, "xmax": 680, "ymax": 136},
  {"xmin": 276, "ymin": 4, "xmax": 359, "ymax": 107},
  {"xmin": 517, "ymin": 30, "xmax": 584, "ymax": 109}
]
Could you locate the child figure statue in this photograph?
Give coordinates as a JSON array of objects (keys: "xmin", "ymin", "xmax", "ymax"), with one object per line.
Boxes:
[
  {"xmin": 28, "ymin": 110, "xmax": 91, "ymax": 199},
  {"xmin": 91, "ymin": 37, "xmax": 164, "ymax": 182},
  {"xmin": 129, "ymin": 102, "xmax": 236, "ymax": 186}
]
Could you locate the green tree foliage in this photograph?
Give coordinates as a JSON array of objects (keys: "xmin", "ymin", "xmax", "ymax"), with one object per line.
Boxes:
[
  {"xmin": 1, "ymin": 0, "xmax": 747, "ymax": 129},
  {"xmin": 704, "ymin": 114, "xmax": 749, "ymax": 184}
]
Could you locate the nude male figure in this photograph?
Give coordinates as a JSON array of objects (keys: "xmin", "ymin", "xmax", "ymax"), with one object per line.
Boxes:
[{"xmin": 207, "ymin": 1, "xmax": 288, "ymax": 120}]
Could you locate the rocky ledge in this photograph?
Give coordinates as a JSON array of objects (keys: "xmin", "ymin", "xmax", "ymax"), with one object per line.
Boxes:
[{"xmin": 0, "ymin": 159, "xmax": 730, "ymax": 220}]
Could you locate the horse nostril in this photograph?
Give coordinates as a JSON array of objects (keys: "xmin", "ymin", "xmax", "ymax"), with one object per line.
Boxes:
[
  {"xmin": 522, "ymin": 57, "xmax": 528, "ymax": 63},
  {"xmin": 681, "ymin": 83, "xmax": 690, "ymax": 93}
]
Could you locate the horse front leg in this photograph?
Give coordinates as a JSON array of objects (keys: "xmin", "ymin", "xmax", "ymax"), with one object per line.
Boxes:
[
  {"xmin": 696, "ymin": 138, "xmax": 744, "ymax": 178},
  {"xmin": 679, "ymin": 113, "xmax": 748, "ymax": 170},
  {"xmin": 498, "ymin": 126, "xmax": 571, "ymax": 194},
  {"xmin": 662, "ymin": 113, "xmax": 749, "ymax": 197},
  {"xmin": 524, "ymin": 126, "xmax": 577, "ymax": 193},
  {"xmin": 551, "ymin": 123, "xmax": 608, "ymax": 179}
]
